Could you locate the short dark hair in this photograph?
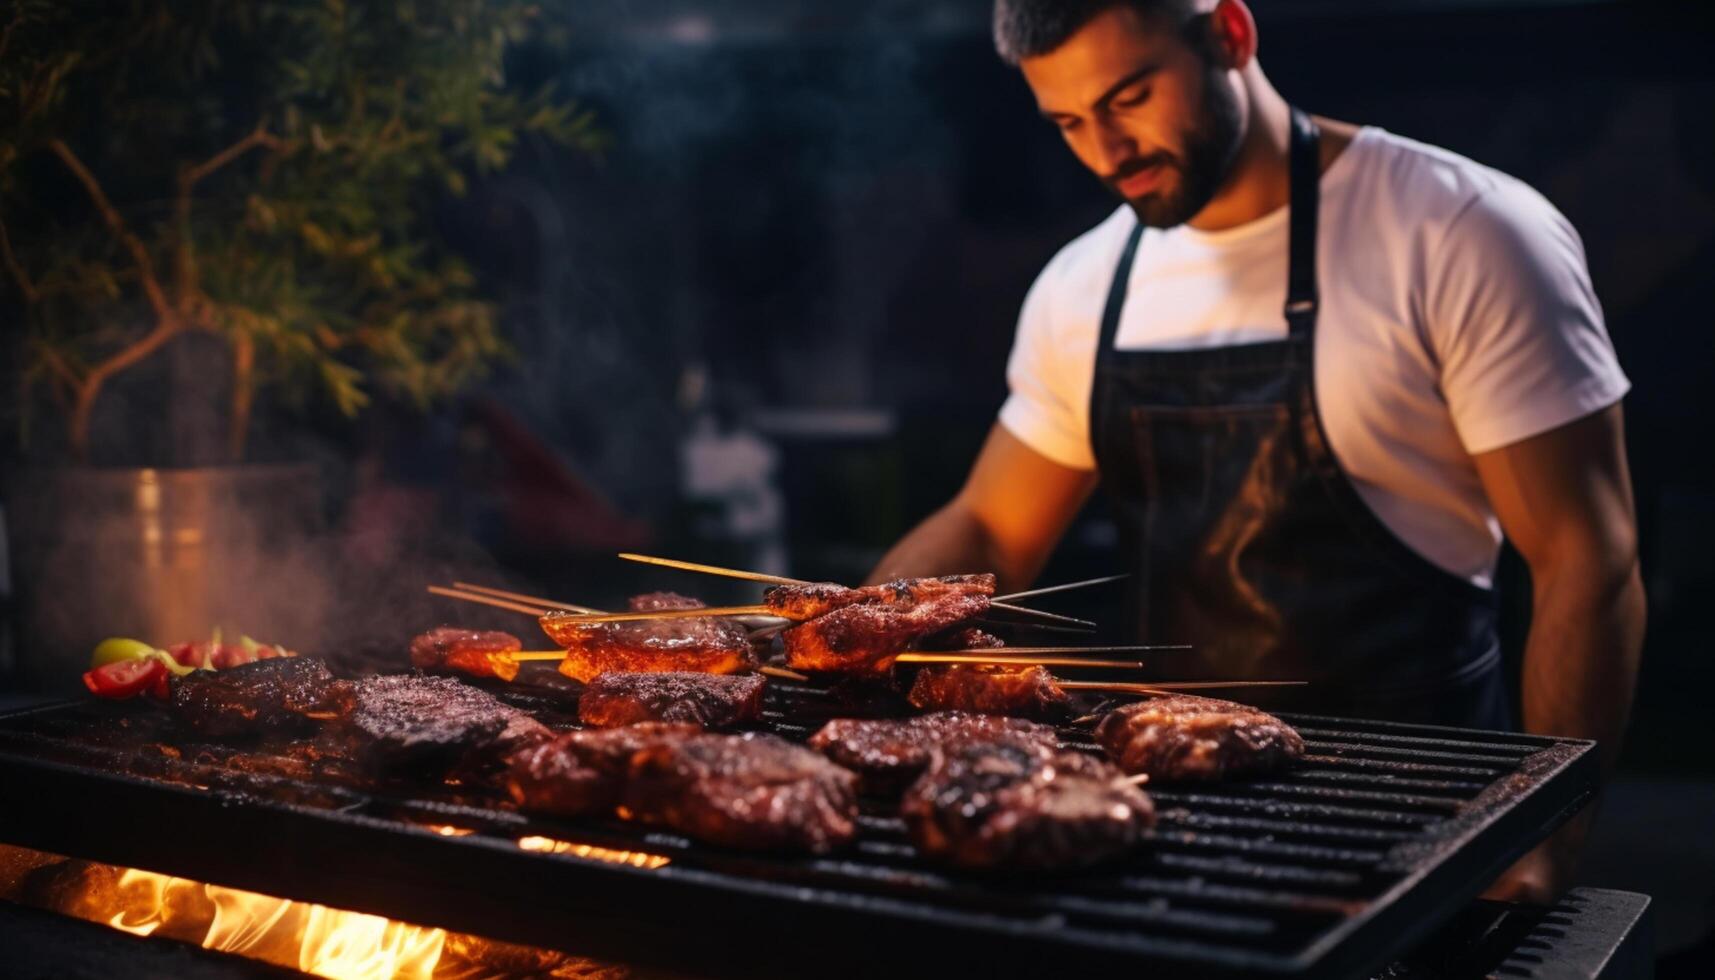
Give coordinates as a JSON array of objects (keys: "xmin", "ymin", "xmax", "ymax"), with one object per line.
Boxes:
[{"xmin": 992, "ymin": 0, "xmax": 1195, "ymax": 64}]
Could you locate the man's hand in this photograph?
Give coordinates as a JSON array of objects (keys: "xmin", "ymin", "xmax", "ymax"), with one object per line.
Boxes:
[
  {"xmin": 1482, "ymin": 809, "xmax": 1591, "ymax": 905},
  {"xmin": 866, "ymin": 424, "xmax": 1096, "ymax": 590},
  {"xmin": 1472, "ymin": 404, "xmax": 1644, "ymax": 903}
]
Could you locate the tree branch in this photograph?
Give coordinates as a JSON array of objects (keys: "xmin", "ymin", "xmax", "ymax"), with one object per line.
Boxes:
[
  {"xmin": 36, "ymin": 343, "xmax": 81, "ymax": 392},
  {"xmin": 0, "ymin": 212, "xmax": 38, "ymax": 303},
  {"xmin": 49, "ymin": 138, "xmax": 176, "ymax": 324},
  {"xmin": 175, "ymin": 119, "xmax": 287, "ymax": 308}
]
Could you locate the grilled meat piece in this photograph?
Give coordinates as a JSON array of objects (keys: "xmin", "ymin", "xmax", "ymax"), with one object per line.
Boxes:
[
  {"xmin": 928, "ymin": 626, "xmax": 1006, "ymax": 649},
  {"xmin": 763, "ymin": 574, "xmax": 995, "ymax": 620},
  {"xmin": 906, "ymin": 664, "xmax": 1072, "ymax": 721},
  {"xmin": 901, "ymin": 742, "xmax": 1153, "ymax": 870},
  {"xmin": 505, "ymin": 722, "xmax": 701, "ymax": 817},
  {"xmin": 809, "ymin": 712, "xmax": 1060, "ymax": 794},
  {"xmin": 540, "ymin": 593, "xmax": 756, "ymax": 684},
  {"xmin": 348, "ymin": 674, "xmax": 550, "ymax": 771},
  {"xmin": 782, "ymin": 592, "xmax": 990, "ymax": 676},
  {"xmin": 170, "ymin": 657, "xmax": 355, "ymax": 737},
  {"xmin": 623, "ymin": 733, "xmax": 859, "ymax": 853},
  {"xmin": 579, "ymin": 672, "xmax": 766, "ymax": 729},
  {"xmin": 1095, "ymin": 695, "xmax": 1305, "ymax": 781},
  {"xmin": 410, "ymin": 627, "xmax": 523, "ymax": 682}
]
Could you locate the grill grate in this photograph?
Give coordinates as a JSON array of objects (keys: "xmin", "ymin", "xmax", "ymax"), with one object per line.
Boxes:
[{"xmin": 0, "ymin": 678, "xmax": 1596, "ymax": 979}]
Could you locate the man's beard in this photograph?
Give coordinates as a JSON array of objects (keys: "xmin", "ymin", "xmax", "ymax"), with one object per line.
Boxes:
[{"xmin": 1105, "ymin": 71, "xmax": 1243, "ymax": 228}]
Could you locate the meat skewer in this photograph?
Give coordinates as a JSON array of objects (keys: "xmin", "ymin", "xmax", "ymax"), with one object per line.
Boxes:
[
  {"xmin": 541, "ymin": 593, "xmax": 758, "ymax": 683},
  {"xmin": 505, "ymin": 722, "xmax": 702, "ymax": 818},
  {"xmin": 907, "ymin": 663, "xmax": 1072, "ymax": 721},
  {"xmin": 579, "ymin": 672, "xmax": 766, "ymax": 729},
  {"xmin": 410, "ymin": 627, "xmax": 526, "ymax": 682},
  {"xmin": 615, "ymin": 553, "xmax": 1097, "ymax": 629}
]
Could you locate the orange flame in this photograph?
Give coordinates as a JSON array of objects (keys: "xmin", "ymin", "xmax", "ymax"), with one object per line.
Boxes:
[
  {"xmin": 106, "ymin": 869, "xmax": 444, "ymax": 979},
  {"xmin": 516, "ymin": 835, "xmax": 671, "ymax": 869}
]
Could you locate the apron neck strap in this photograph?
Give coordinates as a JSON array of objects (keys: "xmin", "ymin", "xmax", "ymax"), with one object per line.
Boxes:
[
  {"xmin": 1096, "ymin": 106, "xmax": 1324, "ymax": 354},
  {"xmin": 1285, "ymin": 106, "xmax": 1322, "ymax": 339}
]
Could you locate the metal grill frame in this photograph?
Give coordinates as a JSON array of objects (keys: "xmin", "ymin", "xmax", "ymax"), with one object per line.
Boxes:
[{"xmin": 0, "ymin": 688, "xmax": 1597, "ymax": 980}]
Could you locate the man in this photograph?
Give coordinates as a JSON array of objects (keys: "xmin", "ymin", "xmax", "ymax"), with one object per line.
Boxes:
[{"xmin": 869, "ymin": 0, "xmax": 1645, "ymax": 901}]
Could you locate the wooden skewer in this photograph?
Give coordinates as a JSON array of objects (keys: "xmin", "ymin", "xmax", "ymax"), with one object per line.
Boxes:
[
  {"xmin": 618, "ymin": 552, "xmax": 803, "ymax": 586},
  {"xmin": 1070, "ymin": 713, "xmax": 1104, "ymax": 725},
  {"xmin": 616, "ymin": 552, "xmax": 1098, "ymax": 629},
  {"xmin": 894, "ymin": 654, "xmax": 1145, "ymax": 669},
  {"xmin": 759, "ymin": 665, "xmax": 811, "ymax": 682},
  {"xmin": 452, "ymin": 582, "xmax": 603, "ymax": 615},
  {"xmin": 1120, "ymin": 773, "xmax": 1151, "ymax": 788},
  {"xmin": 552, "ymin": 604, "xmax": 783, "ymax": 624},
  {"xmin": 994, "ymin": 574, "xmax": 1128, "ymax": 603},
  {"xmin": 1059, "ymin": 680, "xmax": 1308, "ymax": 694},
  {"xmin": 927, "ymin": 644, "xmax": 1189, "ymax": 655},
  {"xmin": 427, "ymin": 586, "xmax": 552, "ymax": 617}
]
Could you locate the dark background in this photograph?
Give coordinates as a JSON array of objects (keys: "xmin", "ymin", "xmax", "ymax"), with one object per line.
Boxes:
[{"xmin": 3, "ymin": 0, "xmax": 1712, "ymax": 970}]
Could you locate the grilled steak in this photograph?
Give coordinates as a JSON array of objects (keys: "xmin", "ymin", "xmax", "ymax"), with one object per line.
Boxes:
[
  {"xmin": 170, "ymin": 657, "xmax": 354, "ymax": 737},
  {"xmin": 410, "ymin": 627, "xmax": 523, "ymax": 682},
  {"xmin": 505, "ymin": 722, "xmax": 701, "ymax": 817},
  {"xmin": 348, "ymin": 674, "xmax": 550, "ymax": 771},
  {"xmin": 579, "ymin": 672, "xmax": 766, "ymax": 729},
  {"xmin": 782, "ymin": 592, "xmax": 990, "ymax": 675},
  {"xmin": 809, "ymin": 712, "xmax": 1060, "ymax": 794},
  {"xmin": 901, "ymin": 742, "xmax": 1154, "ymax": 870},
  {"xmin": 763, "ymin": 574, "xmax": 995, "ymax": 620},
  {"xmin": 623, "ymin": 733, "xmax": 860, "ymax": 853},
  {"xmin": 1094, "ymin": 695, "xmax": 1305, "ymax": 781},
  {"xmin": 540, "ymin": 593, "xmax": 756, "ymax": 683},
  {"xmin": 906, "ymin": 664, "xmax": 1071, "ymax": 721}
]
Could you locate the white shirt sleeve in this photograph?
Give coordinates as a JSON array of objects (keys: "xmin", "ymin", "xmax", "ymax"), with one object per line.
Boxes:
[
  {"xmin": 1426, "ymin": 180, "xmax": 1630, "ymax": 454},
  {"xmin": 997, "ymin": 256, "xmax": 1099, "ymax": 471}
]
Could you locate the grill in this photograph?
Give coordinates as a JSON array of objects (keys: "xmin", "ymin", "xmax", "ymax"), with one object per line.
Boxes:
[{"xmin": 0, "ymin": 677, "xmax": 1597, "ymax": 979}]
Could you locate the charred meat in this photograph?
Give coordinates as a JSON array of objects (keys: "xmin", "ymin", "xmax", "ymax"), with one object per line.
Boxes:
[
  {"xmin": 623, "ymin": 733, "xmax": 859, "ymax": 854},
  {"xmin": 906, "ymin": 664, "xmax": 1072, "ymax": 721},
  {"xmin": 505, "ymin": 722, "xmax": 701, "ymax": 818},
  {"xmin": 763, "ymin": 574, "xmax": 995, "ymax": 620},
  {"xmin": 809, "ymin": 712, "xmax": 1060, "ymax": 794},
  {"xmin": 901, "ymin": 742, "xmax": 1154, "ymax": 870},
  {"xmin": 347, "ymin": 674, "xmax": 550, "ymax": 771},
  {"xmin": 579, "ymin": 672, "xmax": 766, "ymax": 729},
  {"xmin": 541, "ymin": 593, "xmax": 756, "ymax": 683},
  {"xmin": 1094, "ymin": 695, "xmax": 1305, "ymax": 781},
  {"xmin": 782, "ymin": 592, "xmax": 990, "ymax": 676},
  {"xmin": 170, "ymin": 657, "xmax": 355, "ymax": 738},
  {"xmin": 410, "ymin": 628, "xmax": 523, "ymax": 682}
]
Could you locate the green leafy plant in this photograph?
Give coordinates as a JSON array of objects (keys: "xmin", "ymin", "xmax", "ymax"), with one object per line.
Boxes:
[{"xmin": 0, "ymin": 0, "xmax": 601, "ymax": 461}]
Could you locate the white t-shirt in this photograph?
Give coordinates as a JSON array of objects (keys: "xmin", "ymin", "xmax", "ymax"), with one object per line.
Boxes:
[{"xmin": 999, "ymin": 126, "xmax": 1629, "ymax": 587}]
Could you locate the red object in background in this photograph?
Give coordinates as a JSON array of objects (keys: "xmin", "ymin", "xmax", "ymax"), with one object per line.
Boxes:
[{"xmin": 82, "ymin": 658, "xmax": 168, "ymax": 700}]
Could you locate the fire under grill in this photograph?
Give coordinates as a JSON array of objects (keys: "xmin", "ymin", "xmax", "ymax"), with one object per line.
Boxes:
[{"xmin": 0, "ymin": 678, "xmax": 1597, "ymax": 979}]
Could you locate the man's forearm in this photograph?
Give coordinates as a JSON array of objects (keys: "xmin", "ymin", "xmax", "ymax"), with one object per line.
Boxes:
[
  {"xmin": 866, "ymin": 503, "xmax": 1031, "ymax": 590},
  {"xmin": 1519, "ymin": 562, "xmax": 1646, "ymax": 773}
]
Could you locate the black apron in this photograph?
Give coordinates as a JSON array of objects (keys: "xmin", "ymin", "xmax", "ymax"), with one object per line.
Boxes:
[{"xmin": 1089, "ymin": 109, "xmax": 1510, "ymax": 729}]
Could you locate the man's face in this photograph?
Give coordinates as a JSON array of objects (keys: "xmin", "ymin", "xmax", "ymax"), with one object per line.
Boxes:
[{"xmin": 1020, "ymin": 4, "xmax": 1243, "ymax": 228}]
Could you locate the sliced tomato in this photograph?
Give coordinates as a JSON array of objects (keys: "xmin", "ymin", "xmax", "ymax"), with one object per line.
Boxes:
[{"xmin": 83, "ymin": 657, "xmax": 168, "ymax": 700}]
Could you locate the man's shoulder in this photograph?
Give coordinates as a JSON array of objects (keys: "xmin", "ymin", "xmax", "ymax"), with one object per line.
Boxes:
[{"xmin": 1347, "ymin": 127, "xmax": 1567, "ymax": 241}]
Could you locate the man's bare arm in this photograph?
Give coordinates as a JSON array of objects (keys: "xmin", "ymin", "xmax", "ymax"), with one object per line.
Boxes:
[
  {"xmin": 1473, "ymin": 403, "xmax": 1646, "ymax": 901},
  {"xmin": 866, "ymin": 424, "xmax": 1098, "ymax": 592}
]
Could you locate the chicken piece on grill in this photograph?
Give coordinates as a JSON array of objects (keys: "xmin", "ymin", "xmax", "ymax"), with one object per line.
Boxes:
[
  {"xmin": 347, "ymin": 674, "xmax": 550, "ymax": 772},
  {"xmin": 410, "ymin": 627, "xmax": 523, "ymax": 682},
  {"xmin": 504, "ymin": 722, "xmax": 701, "ymax": 818},
  {"xmin": 623, "ymin": 732, "xmax": 859, "ymax": 854},
  {"xmin": 170, "ymin": 657, "xmax": 355, "ymax": 738},
  {"xmin": 763, "ymin": 574, "xmax": 995, "ymax": 620},
  {"xmin": 782, "ymin": 592, "xmax": 990, "ymax": 676},
  {"xmin": 809, "ymin": 712, "xmax": 1060, "ymax": 794},
  {"xmin": 579, "ymin": 671, "xmax": 766, "ymax": 729},
  {"xmin": 1094, "ymin": 695, "xmax": 1305, "ymax": 781},
  {"xmin": 901, "ymin": 742, "xmax": 1154, "ymax": 870},
  {"xmin": 540, "ymin": 593, "xmax": 757, "ymax": 684},
  {"xmin": 906, "ymin": 664, "xmax": 1072, "ymax": 721}
]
